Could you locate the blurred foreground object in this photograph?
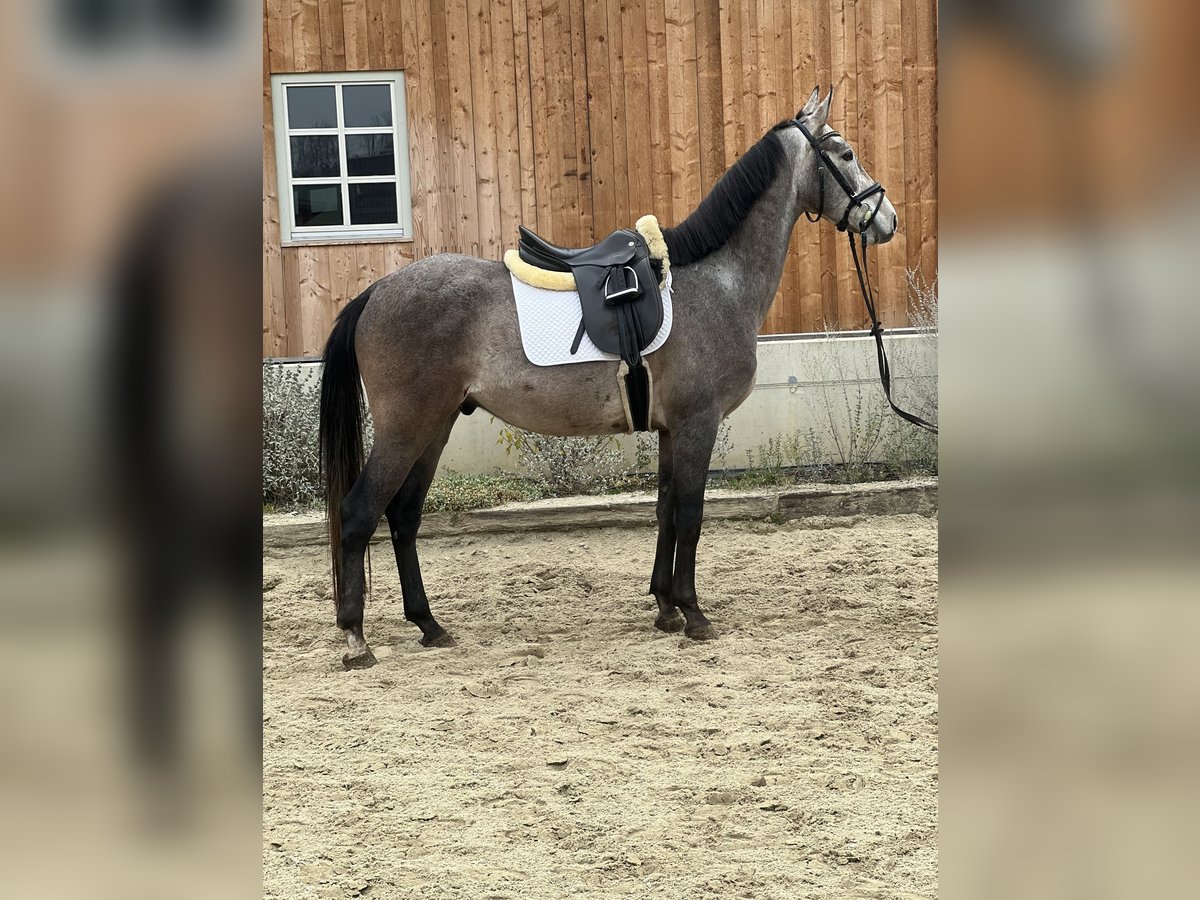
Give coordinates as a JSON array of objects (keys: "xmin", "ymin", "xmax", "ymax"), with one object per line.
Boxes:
[
  {"xmin": 0, "ymin": 1, "xmax": 260, "ymax": 897},
  {"xmin": 941, "ymin": 1, "xmax": 1200, "ymax": 897}
]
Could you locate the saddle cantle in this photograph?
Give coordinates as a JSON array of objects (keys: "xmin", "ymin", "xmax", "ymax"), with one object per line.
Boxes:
[{"xmin": 509, "ymin": 220, "xmax": 670, "ymax": 431}]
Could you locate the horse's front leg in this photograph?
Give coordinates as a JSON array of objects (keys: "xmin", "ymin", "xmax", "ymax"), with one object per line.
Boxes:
[
  {"xmin": 667, "ymin": 415, "xmax": 720, "ymax": 641},
  {"xmin": 650, "ymin": 429, "xmax": 684, "ymax": 632}
]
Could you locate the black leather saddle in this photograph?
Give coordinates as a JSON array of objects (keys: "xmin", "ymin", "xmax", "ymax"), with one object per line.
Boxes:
[
  {"xmin": 517, "ymin": 226, "xmax": 664, "ymax": 364},
  {"xmin": 517, "ymin": 226, "xmax": 664, "ymax": 430}
]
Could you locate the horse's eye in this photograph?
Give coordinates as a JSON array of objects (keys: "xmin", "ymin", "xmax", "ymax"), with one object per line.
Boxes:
[{"xmin": 842, "ymin": 150, "xmax": 854, "ymax": 162}]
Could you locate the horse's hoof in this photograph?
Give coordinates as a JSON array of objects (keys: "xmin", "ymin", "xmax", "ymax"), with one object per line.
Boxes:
[
  {"xmin": 420, "ymin": 630, "xmax": 456, "ymax": 648},
  {"xmin": 342, "ymin": 648, "xmax": 377, "ymax": 670},
  {"xmin": 684, "ymin": 623, "xmax": 718, "ymax": 641},
  {"xmin": 654, "ymin": 612, "xmax": 686, "ymax": 633}
]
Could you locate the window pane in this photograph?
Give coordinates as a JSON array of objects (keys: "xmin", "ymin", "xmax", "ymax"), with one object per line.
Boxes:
[
  {"xmin": 346, "ymin": 134, "xmax": 395, "ymax": 176},
  {"xmin": 287, "ymin": 85, "xmax": 336, "ymax": 129},
  {"xmin": 290, "ymin": 135, "xmax": 340, "ymax": 178},
  {"xmin": 293, "ymin": 184, "xmax": 343, "ymax": 227},
  {"xmin": 349, "ymin": 183, "xmax": 398, "ymax": 225},
  {"xmin": 342, "ymin": 84, "xmax": 392, "ymax": 128}
]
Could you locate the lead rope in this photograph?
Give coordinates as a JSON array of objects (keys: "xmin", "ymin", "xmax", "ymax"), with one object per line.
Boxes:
[{"xmin": 848, "ymin": 231, "xmax": 939, "ymax": 434}]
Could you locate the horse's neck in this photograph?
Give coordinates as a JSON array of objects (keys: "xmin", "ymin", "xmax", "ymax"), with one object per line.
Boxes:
[{"xmin": 722, "ymin": 164, "xmax": 803, "ymax": 325}]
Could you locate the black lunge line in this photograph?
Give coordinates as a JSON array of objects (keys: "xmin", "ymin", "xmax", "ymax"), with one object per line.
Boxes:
[
  {"xmin": 848, "ymin": 231, "xmax": 938, "ymax": 434},
  {"xmin": 792, "ymin": 115, "xmax": 937, "ymax": 435}
]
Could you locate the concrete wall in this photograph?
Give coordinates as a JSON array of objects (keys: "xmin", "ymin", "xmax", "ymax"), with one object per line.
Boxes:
[{"xmin": 272, "ymin": 332, "xmax": 937, "ymax": 475}]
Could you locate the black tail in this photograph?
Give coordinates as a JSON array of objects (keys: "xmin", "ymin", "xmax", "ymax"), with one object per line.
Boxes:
[{"xmin": 319, "ymin": 287, "xmax": 373, "ymax": 608}]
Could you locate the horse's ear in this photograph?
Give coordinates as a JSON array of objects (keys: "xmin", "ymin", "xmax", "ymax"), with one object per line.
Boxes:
[
  {"xmin": 797, "ymin": 85, "xmax": 821, "ymax": 119},
  {"xmin": 810, "ymin": 87, "xmax": 834, "ymax": 130}
]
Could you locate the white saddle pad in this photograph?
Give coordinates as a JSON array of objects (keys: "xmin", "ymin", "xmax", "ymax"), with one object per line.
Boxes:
[{"xmin": 510, "ymin": 271, "xmax": 673, "ymax": 367}]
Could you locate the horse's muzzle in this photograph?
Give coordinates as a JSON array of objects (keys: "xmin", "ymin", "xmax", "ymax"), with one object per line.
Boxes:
[{"xmin": 867, "ymin": 197, "xmax": 898, "ymax": 245}]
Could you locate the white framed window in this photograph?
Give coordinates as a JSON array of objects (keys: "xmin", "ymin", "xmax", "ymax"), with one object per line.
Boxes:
[{"xmin": 271, "ymin": 71, "xmax": 413, "ymax": 244}]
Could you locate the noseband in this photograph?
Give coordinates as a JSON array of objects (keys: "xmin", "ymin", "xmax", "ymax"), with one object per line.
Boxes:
[
  {"xmin": 788, "ymin": 115, "xmax": 938, "ymax": 435},
  {"xmin": 792, "ymin": 119, "xmax": 886, "ymax": 233}
]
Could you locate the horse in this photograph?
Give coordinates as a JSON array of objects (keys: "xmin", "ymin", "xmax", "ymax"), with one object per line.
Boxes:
[{"xmin": 319, "ymin": 87, "xmax": 897, "ymax": 668}]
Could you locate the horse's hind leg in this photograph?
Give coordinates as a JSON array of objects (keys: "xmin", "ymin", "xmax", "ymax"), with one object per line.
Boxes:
[
  {"xmin": 650, "ymin": 429, "xmax": 684, "ymax": 633},
  {"xmin": 337, "ymin": 419, "xmax": 447, "ymax": 668},
  {"xmin": 385, "ymin": 414, "xmax": 458, "ymax": 648}
]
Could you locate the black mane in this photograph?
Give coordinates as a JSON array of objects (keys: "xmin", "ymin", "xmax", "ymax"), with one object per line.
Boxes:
[{"xmin": 662, "ymin": 122, "xmax": 792, "ymax": 266}]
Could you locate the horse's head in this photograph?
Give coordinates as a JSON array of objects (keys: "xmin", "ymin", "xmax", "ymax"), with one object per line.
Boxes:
[{"xmin": 793, "ymin": 87, "xmax": 897, "ymax": 246}]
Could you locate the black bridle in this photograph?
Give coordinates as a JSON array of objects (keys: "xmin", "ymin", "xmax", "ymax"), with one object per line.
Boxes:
[{"xmin": 791, "ymin": 117, "xmax": 938, "ymax": 435}]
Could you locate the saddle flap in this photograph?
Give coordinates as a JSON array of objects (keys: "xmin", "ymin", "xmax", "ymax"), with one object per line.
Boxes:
[
  {"xmin": 512, "ymin": 226, "xmax": 665, "ymax": 365},
  {"xmin": 573, "ymin": 255, "xmax": 663, "ymax": 361}
]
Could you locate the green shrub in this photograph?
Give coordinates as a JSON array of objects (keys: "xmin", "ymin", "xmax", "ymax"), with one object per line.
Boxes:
[
  {"xmin": 423, "ymin": 472, "xmax": 544, "ymax": 513},
  {"xmin": 262, "ymin": 365, "xmax": 321, "ymax": 509},
  {"xmin": 633, "ymin": 419, "xmax": 734, "ymax": 472},
  {"xmin": 497, "ymin": 425, "xmax": 632, "ymax": 496},
  {"xmin": 262, "ymin": 363, "xmax": 374, "ymax": 510}
]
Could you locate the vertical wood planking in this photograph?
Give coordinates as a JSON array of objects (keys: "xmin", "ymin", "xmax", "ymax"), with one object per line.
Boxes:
[
  {"xmin": 901, "ymin": 0, "xmax": 921, "ymax": 293},
  {"xmin": 584, "ymin": 0, "xmax": 617, "ymax": 236},
  {"xmin": 329, "ymin": 245, "xmax": 357, "ymax": 320},
  {"xmin": 526, "ymin": 0, "xmax": 552, "ymax": 238},
  {"xmin": 429, "ymin": 0, "xmax": 458, "ymax": 249},
  {"xmin": 832, "ymin": 0, "xmax": 857, "ymax": 329},
  {"xmin": 381, "ymin": 241, "xmax": 415, "ymax": 273},
  {"xmin": 316, "ymin": 0, "xmax": 347, "ymax": 70},
  {"xmin": 567, "ymin": 0, "xmax": 595, "ymax": 241},
  {"xmin": 400, "ymin": 0, "xmax": 429, "ymax": 254},
  {"xmin": 694, "ymin": 0, "xmax": 724, "ymax": 195},
  {"xmin": 264, "ymin": 0, "xmax": 939, "ymax": 354},
  {"xmin": 263, "ymin": 21, "xmax": 287, "ymax": 357},
  {"xmin": 853, "ymin": 0, "xmax": 876, "ymax": 331},
  {"xmin": 774, "ymin": 0, "xmax": 797, "ymax": 335},
  {"xmin": 342, "ymin": 0, "xmax": 371, "ymax": 70},
  {"xmin": 490, "ymin": 0, "xmax": 524, "ymax": 247},
  {"xmin": 297, "ymin": 245, "xmax": 332, "ymax": 356},
  {"xmin": 380, "ymin": 0, "xmax": 405, "ymax": 68},
  {"xmin": 445, "ymin": 0, "xmax": 481, "ymax": 255},
  {"xmin": 605, "ymin": 0, "xmax": 630, "ymax": 230},
  {"xmin": 365, "ymin": 0, "xmax": 387, "ymax": 69},
  {"xmin": 622, "ymin": 0, "xmax": 652, "ymax": 218},
  {"xmin": 880, "ymin": 0, "xmax": 908, "ymax": 327},
  {"xmin": 293, "ymin": 0, "xmax": 322, "ymax": 70},
  {"xmin": 665, "ymin": 0, "xmax": 699, "ymax": 224},
  {"xmin": 281, "ymin": 248, "xmax": 302, "ymax": 355},
  {"xmin": 646, "ymin": 0, "xmax": 673, "ymax": 220},
  {"xmin": 717, "ymin": 0, "xmax": 744, "ymax": 175},
  {"xmin": 792, "ymin": 0, "xmax": 823, "ymax": 337},
  {"xmin": 511, "ymin": 0, "xmax": 539, "ymax": 230},
  {"xmin": 917, "ymin": 0, "xmax": 937, "ymax": 286},
  {"xmin": 266, "ymin": 0, "xmax": 296, "ymax": 72},
  {"xmin": 541, "ymin": 0, "xmax": 571, "ymax": 241},
  {"xmin": 738, "ymin": 0, "xmax": 758, "ymax": 167},
  {"xmin": 467, "ymin": 0, "xmax": 502, "ymax": 259}
]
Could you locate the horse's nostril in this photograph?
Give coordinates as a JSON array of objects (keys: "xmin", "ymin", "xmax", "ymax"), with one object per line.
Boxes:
[{"xmin": 891, "ymin": 213, "xmax": 897, "ymax": 231}]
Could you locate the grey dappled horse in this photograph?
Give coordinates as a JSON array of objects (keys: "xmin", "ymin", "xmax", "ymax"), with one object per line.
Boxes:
[{"xmin": 319, "ymin": 88, "xmax": 897, "ymax": 668}]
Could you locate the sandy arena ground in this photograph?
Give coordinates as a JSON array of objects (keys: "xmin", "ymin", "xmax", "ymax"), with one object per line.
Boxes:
[{"xmin": 264, "ymin": 513, "xmax": 938, "ymax": 899}]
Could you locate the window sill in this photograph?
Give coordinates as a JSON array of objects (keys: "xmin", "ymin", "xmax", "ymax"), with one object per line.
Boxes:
[{"xmin": 281, "ymin": 235, "xmax": 414, "ymax": 248}]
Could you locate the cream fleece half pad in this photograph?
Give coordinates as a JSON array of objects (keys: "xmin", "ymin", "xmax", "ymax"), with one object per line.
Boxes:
[
  {"xmin": 510, "ymin": 270, "xmax": 673, "ymax": 367},
  {"xmin": 504, "ymin": 214, "xmax": 670, "ymax": 290}
]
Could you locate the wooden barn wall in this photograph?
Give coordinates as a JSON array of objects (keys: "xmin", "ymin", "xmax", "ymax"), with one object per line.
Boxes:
[{"xmin": 263, "ymin": 0, "xmax": 937, "ymax": 358}]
